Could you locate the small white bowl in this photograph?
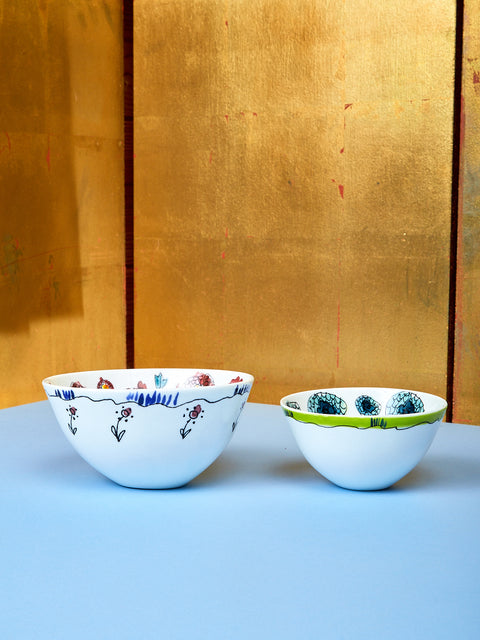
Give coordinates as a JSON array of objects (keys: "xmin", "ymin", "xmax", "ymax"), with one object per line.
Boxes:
[
  {"xmin": 43, "ymin": 368, "xmax": 253, "ymax": 489},
  {"xmin": 280, "ymin": 387, "xmax": 447, "ymax": 490}
]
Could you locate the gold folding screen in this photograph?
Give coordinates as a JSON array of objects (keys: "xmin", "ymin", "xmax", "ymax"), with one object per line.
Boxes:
[
  {"xmin": 134, "ymin": 0, "xmax": 456, "ymax": 404},
  {"xmin": 0, "ymin": 1, "xmax": 125, "ymax": 407},
  {"xmin": 1, "ymin": 1, "xmax": 479, "ymax": 424},
  {"xmin": 453, "ymin": 0, "xmax": 480, "ymax": 423}
]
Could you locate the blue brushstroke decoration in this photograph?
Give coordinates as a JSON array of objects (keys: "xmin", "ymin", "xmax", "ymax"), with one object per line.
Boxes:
[
  {"xmin": 233, "ymin": 383, "xmax": 251, "ymax": 397},
  {"xmin": 56, "ymin": 388, "xmax": 76, "ymax": 401},
  {"xmin": 126, "ymin": 390, "xmax": 180, "ymax": 407}
]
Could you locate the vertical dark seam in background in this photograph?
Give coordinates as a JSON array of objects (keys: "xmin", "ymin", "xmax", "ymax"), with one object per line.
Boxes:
[
  {"xmin": 122, "ymin": 2, "xmax": 465, "ymax": 396},
  {"xmin": 124, "ymin": 0, "xmax": 134, "ymax": 368},
  {"xmin": 446, "ymin": 0, "xmax": 465, "ymax": 422}
]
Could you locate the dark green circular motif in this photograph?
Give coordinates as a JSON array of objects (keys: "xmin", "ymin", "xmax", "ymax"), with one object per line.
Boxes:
[
  {"xmin": 308, "ymin": 392, "xmax": 347, "ymax": 415},
  {"xmin": 386, "ymin": 391, "xmax": 424, "ymax": 415},
  {"xmin": 355, "ymin": 395, "xmax": 381, "ymax": 416}
]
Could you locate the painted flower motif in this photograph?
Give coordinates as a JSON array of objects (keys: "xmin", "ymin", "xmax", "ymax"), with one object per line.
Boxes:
[
  {"xmin": 355, "ymin": 395, "xmax": 381, "ymax": 416},
  {"xmin": 286, "ymin": 400, "xmax": 301, "ymax": 410},
  {"xmin": 98, "ymin": 377, "xmax": 114, "ymax": 389},
  {"xmin": 230, "ymin": 376, "xmax": 243, "ymax": 384},
  {"xmin": 186, "ymin": 372, "xmax": 214, "ymax": 387},
  {"xmin": 180, "ymin": 404, "xmax": 204, "ymax": 439},
  {"xmin": 71, "ymin": 381, "xmax": 84, "ymax": 388},
  {"xmin": 386, "ymin": 391, "xmax": 424, "ymax": 416},
  {"xmin": 308, "ymin": 392, "xmax": 347, "ymax": 415},
  {"xmin": 137, "ymin": 381, "xmax": 147, "ymax": 389},
  {"xmin": 189, "ymin": 405, "xmax": 202, "ymax": 420},
  {"xmin": 154, "ymin": 373, "xmax": 168, "ymax": 389},
  {"xmin": 66, "ymin": 405, "xmax": 78, "ymax": 435},
  {"xmin": 111, "ymin": 405, "xmax": 133, "ymax": 442}
]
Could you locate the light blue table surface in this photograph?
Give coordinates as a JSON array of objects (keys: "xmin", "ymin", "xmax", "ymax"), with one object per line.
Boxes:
[{"xmin": 1, "ymin": 400, "xmax": 480, "ymax": 640}]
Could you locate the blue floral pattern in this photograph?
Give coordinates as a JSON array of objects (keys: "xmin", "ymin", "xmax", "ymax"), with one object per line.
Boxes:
[
  {"xmin": 355, "ymin": 395, "xmax": 381, "ymax": 416},
  {"xmin": 308, "ymin": 392, "xmax": 347, "ymax": 415},
  {"xmin": 386, "ymin": 391, "xmax": 424, "ymax": 415}
]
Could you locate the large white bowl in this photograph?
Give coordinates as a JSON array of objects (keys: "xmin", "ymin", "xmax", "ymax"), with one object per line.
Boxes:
[
  {"xmin": 43, "ymin": 368, "xmax": 253, "ymax": 488},
  {"xmin": 280, "ymin": 387, "xmax": 447, "ymax": 491}
]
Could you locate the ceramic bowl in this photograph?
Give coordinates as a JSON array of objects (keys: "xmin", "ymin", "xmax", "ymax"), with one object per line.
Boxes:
[
  {"xmin": 280, "ymin": 387, "xmax": 447, "ymax": 491},
  {"xmin": 43, "ymin": 368, "xmax": 253, "ymax": 489}
]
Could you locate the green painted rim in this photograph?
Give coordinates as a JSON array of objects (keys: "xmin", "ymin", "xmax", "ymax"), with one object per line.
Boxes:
[{"xmin": 281, "ymin": 405, "xmax": 447, "ymax": 430}]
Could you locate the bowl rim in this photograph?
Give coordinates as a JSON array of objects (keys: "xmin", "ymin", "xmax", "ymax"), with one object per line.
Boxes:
[
  {"xmin": 42, "ymin": 367, "xmax": 254, "ymax": 392},
  {"xmin": 280, "ymin": 386, "xmax": 447, "ymax": 430}
]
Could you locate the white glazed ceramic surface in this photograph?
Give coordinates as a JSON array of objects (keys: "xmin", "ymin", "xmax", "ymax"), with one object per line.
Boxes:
[
  {"xmin": 280, "ymin": 387, "xmax": 447, "ymax": 491},
  {"xmin": 43, "ymin": 368, "xmax": 253, "ymax": 489}
]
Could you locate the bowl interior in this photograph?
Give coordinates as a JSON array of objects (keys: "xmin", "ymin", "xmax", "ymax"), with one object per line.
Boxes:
[
  {"xmin": 281, "ymin": 387, "xmax": 447, "ymax": 420},
  {"xmin": 43, "ymin": 368, "xmax": 252, "ymax": 392}
]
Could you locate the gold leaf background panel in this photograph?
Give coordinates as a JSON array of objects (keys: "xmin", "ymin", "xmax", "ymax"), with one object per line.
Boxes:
[
  {"xmin": 0, "ymin": 1, "xmax": 125, "ymax": 408},
  {"xmin": 134, "ymin": 0, "xmax": 456, "ymax": 404},
  {"xmin": 453, "ymin": 0, "xmax": 480, "ymax": 424}
]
